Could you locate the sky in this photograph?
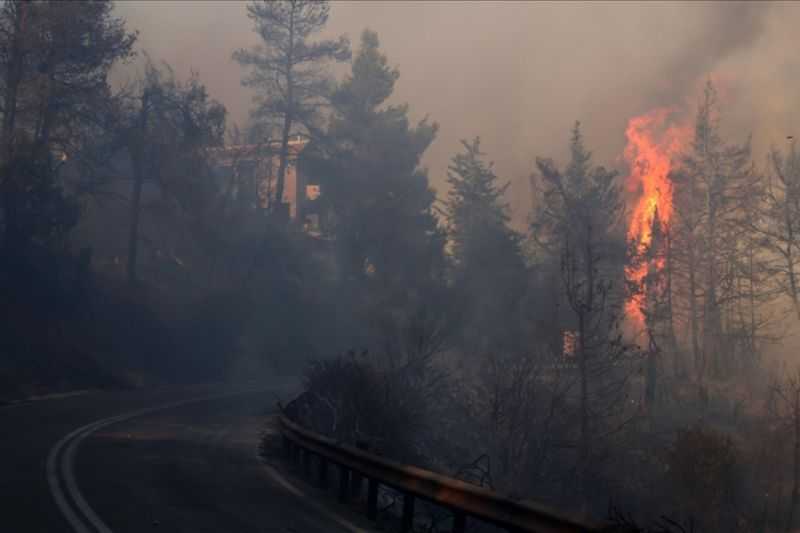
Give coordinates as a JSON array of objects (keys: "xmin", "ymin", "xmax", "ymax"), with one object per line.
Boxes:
[{"xmin": 113, "ymin": 1, "xmax": 800, "ymax": 225}]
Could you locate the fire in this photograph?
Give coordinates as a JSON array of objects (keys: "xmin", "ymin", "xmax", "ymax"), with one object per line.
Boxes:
[{"xmin": 623, "ymin": 108, "xmax": 689, "ymax": 328}]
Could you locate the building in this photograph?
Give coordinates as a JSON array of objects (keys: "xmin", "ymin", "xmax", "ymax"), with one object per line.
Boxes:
[{"xmin": 208, "ymin": 137, "xmax": 323, "ymax": 231}]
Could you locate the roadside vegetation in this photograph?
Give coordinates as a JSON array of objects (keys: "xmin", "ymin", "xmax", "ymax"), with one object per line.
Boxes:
[{"xmin": 2, "ymin": 2, "xmax": 799, "ymax": 531}]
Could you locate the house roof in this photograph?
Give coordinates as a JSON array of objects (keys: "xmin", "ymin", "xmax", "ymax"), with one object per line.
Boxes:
[{"xmin": 207, "ymin": 138, "xmax": 308, "ymax": 166}]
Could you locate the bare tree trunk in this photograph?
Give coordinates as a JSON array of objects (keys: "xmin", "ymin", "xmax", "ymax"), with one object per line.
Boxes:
[
  {"xmin": 748, "ymin": 248, "xmax": 758, "ymax": 363},
  {"xmin": 273, "ymin": 11, "xmax": 295, "ymax": 219},
  {"xmin": 274, "ymin": 111, "xmax": 292, "ymax": 217},
  {"xmin": 787, "ymin": 144, "xmax": 800, "ymax": 321},
  {"xmin": 645, "ymin": 333, "xmax": 658, "ymax": 409},
  {"xmin": 1, "ymin": 2, "xmax": 26, "ymax": 251},
  {"xmin": 788, "ymin": 386, "xmax": 800, "ymax": 533},
  {"xmin": 665, "ymin": 229, "xmax": 681, "ymax": 376},
  {"xmin": 787, "ymin": 244, "xmax": 800, "ymax": 321},
  {"xmin": 688, "ymin": 239, "xmax": 702, "ymax": 381},
  {"xmin": 578, "ymin": 225, "xmax": 594, "ymax": 500},
  {"xmin": 784, "ymin": 190, "xmax": 800, "ymax": 321},
  {"xmin": 127, "ymin": 90, "xmax": 149, "ymax": 286},
  {"xmin": 2, "ymin": 1, "xmax": 24, "ymax": 158},
  {"xmin": 704, "ymin": 189, "xmax": 723, "ymax": 378},
  {"xmin": 644, "ymin": 249, "xmax": 659, "ymax": 409},
  {"xmin": 127, "ymin": 166, "xmax": 144, "ymax": 285}
]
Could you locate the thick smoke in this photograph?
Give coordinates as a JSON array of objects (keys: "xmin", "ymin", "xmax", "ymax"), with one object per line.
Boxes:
[
  {"xmin": 114, "ymin": 1, "xmax": 796, "ymax": 225},
  {"xmin": 645, "ymin": 2, "xmax": 771, "ymax": 108}
]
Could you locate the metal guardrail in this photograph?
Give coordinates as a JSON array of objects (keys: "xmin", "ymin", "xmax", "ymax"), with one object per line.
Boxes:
[{"xmin": 278, "ymin": 414, "xmax": 617, "ymax": 533}]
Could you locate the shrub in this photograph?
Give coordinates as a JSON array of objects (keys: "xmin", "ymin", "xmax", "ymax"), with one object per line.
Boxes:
[
  {"xmin": 287, "ymin": 351, "xmax": 430, "ymax": 462},
  {"xmin": 664, "ymin": 426, "xmax": 741, "ymax": 530}
]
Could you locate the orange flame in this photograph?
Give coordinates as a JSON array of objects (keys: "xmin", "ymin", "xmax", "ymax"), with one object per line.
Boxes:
[{"xmin": 624, "ymin": 108, "xmax": 689, "ymax": 328}]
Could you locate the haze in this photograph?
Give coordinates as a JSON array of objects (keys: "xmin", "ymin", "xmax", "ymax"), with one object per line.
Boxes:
[
  {"xmin": 6, "ymin": 2, "xmax": 800, "ymax": 531},
  {"xmin": 115, "ymin": 1, "xmax": 800, "ymax": 222}
]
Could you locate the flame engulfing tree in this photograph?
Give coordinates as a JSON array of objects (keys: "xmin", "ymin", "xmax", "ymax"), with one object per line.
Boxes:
[
  {"xmin": 622, "ymin": 81, "xmax": 775, "ymax": 385},
  {"xmin": 623, "ymin": 107, "xmax": 686, "ymax": 331},
  {"xmin": 628, "ymin": 207, "xmax": 679, "ymax": 409}
]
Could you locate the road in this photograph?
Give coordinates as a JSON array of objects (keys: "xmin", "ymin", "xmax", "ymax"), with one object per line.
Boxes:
[{"xmin": 0, "ymin": 382, "xmax": 373, "ymax": 532}]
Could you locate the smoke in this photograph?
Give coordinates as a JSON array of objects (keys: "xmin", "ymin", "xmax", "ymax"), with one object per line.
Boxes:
[
  {"xmin": 646, "ymin": 2, "xmax": 771, "ymax": 108},
  {"xmin": 113, "ymin": 1, "xmax": 796, "ymax": 226}
]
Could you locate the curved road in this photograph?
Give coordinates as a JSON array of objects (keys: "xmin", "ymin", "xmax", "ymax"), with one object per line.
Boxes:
[{"xmin": 0, "ymin": 382, "xmax": 373, "ymax": 532}]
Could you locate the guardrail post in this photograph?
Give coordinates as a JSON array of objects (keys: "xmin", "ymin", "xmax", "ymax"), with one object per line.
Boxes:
[
  {"xmin": 338, "ymin": 465, "xmax": 350, "ymax": 503},
  {"xmin": 452, "ymin": 512, "xmax": 466, "ymax": 533},
  {"xmin": 367, "ymin": 478, "xmax": 378, "ymax": 520},
  {"xmin": 318, "ymin": 457, "xmax": 328, "ymax": 489},
  {"xmin": 291, "ymin": 442, "xmax": 300, "ymax": 465},
  {"xmin": 302, "ymin": 449, "xmax": 311, "ymax": 478},
  {"xmin": 278, "ymin": 415, "xmax": 603, "ymax": 533},
  {"xmin": 401, "ymin": 494, "xmax": 415, "ymax": 532},
  {"xmin": 351, "ymin": 470, "xmax": 363, "ymax": 499}
]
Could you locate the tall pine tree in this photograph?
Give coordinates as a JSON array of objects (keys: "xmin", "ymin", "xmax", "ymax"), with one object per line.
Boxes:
[
  {"xmin": 530, "ymin": 123, "xmax": 630, "ymax": 500},
  {"xmin": 309, "ymin": 29, "xmax": 443, "ymax": 290},
  {"xmin": 234, "ymin": 0, "xmax": 349, "ymax": 216},
  {"xmin": 444, "ymin": 137, "xmax": 526, "ymax": 354}
]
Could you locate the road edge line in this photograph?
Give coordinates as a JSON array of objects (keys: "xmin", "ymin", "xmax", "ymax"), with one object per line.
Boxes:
[{"xmin": 47, "ymin": 389, "xmax": 263, "ymax": 533}]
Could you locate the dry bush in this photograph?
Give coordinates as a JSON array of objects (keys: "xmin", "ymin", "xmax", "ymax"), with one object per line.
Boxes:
[
  {"xmin": 287, "ymin": 351, "xmax": 432, "ymax": 462},
  {"xmin": 452, "ymin": 351, "xmax": 578, "ymax": 505},
  {"xmin": 664, "ymin": 426, "xmax": 742, "ymax": 531}
]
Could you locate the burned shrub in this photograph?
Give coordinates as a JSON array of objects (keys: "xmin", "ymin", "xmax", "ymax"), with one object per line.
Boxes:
[
  {"xmin": 664, "ymin": 426, "xmax": 741, "ymax": 530},
  {"xmin": 289, "ymin": 351, "xmax": 430, "ymax": 462}
]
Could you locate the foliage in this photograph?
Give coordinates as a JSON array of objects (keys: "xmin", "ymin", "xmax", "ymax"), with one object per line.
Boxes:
[
  {"xmin": 307, "ymin": 30, "xmax": 442, "ymax": 289},
  {"xmin": 293, "ymin": 351, "xmax": 432, "ymax": 462},
  {"xmin": 0, "ymin": 0, "xmax": 136, "ymax": 252},
  {"xmin": 665, "ymin": 427, "xmax": 741, "ymax": 530},
  {"xmin": 670, "ymin": 81, "xmax": 766, "ymax": 380},
  {"xmin": 4, "ymin": 6, "xmax": 800, "ymax": 531},
  {"xmin": 444, "ymin": 137, "xmax": 528, "ymax": 353},
  {"xmin": 234, "ymin": 0, "xmax": 350, "ymax": 210},
  {"xmin": 530, "ymin": 123, "xmax": 633, "ymax": 499}
]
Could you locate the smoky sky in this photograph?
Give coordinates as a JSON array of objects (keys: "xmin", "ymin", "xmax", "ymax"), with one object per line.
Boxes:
[{"xmin": 113, "ymin": 1, "xmax": 799, "ymax": 226}]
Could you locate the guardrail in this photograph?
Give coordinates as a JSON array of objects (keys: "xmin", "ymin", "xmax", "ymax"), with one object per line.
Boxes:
[{"xmin": 278, "ymin": 414, "xmax": 619, "ymax": 533}]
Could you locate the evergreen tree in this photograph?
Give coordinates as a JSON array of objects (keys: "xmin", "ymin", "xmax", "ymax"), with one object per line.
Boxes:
[
  {"xmin": 742, "ymin": 141, "xmax": 800, "ymax": 341},
  {"xmin": 304, "ymin": 29, "xmax": 446, "ymax": 363},
  {"xmin": 444, "ymin": 137, "xmax": 526, "ymax": 353},
  {"xmin": 233, "ymin": 0, "xmax": 350, "ymax": 217},
  {"xmin": 530, "ymin": 122, "xmax": 630, "ymax": 500},
  {"xmin": 309, "ymin": 29, "xmax": 443, "ymax": 290},
  {"xmin": 0, "ymin": 0, "xmax": 136, "ymax": 253},
  {"xmin": 117, "ymin": 61, "xmax": 227, "ymax": 286},
  {"xmin": 671, "ymin": 81, "xmax": 761, "ymax": 379}
]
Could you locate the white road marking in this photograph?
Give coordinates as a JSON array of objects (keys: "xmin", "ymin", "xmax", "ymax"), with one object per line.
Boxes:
[
  {"xmin": 46, "ymin": 387, "xmax": 367, "ymax": 533},
  {"xmin": 46, "ymin": 389, "xmax": 264, "ymax": 533},
  {"xmin": 258, "ymin": 461, "xmax": 369, "ymax": 533}
]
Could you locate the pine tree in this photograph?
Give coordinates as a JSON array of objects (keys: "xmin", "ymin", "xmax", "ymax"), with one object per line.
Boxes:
[
  {"xmin": 0, "ymin": 0, "xmax": 136, "ymax": 253},
  {"xmin": 746, "ymin": 142, "xmax": 800, "ymax": 322},
  {"xmin": 531, "ymin": 122, "xmax": 630, "ymax": 499},
  {"xmin": 308, "ymin": 29, "xmax": 443, "ymax": 290},
  {"xmin": 444, "ymin": 137, "xmax": 526, "ymax": 353},
  {"xmin": 234, "ymin": 0, "xmax": 350, "ymax": 217},
  {"xmin": 635, "ymin": 207, "xmax": 678, "ymax": 406},
  {"xmin": 671, "ymin": 81, "xmax": 762, "ymax": 379},
  {"xmin": 119, "ymin": 61, "xmax": 227, "ymax": 286}
]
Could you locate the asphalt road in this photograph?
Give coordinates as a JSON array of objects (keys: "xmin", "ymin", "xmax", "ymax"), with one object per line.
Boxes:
[{"xmin": 0, "ymin": 382, "xmax": 373, "ymax": 533}]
